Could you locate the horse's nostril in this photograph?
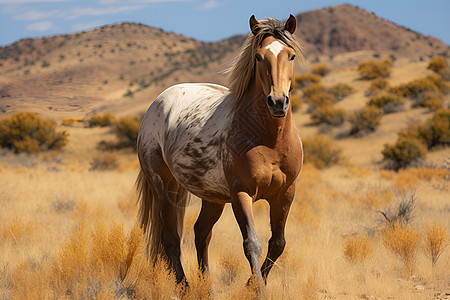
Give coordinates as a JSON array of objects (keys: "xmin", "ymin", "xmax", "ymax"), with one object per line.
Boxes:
[
  {"xmin": 285, "ymin": 96, "xmax": 289, "ymax": 104},
  {"xmin": 267, "ymin": 96, "xmax": 275, "ymax": 108}
]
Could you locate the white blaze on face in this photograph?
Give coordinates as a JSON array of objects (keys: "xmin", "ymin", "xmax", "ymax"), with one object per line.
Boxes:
[{"xmin": 265, "ymin": 41, "xmax": 284, "ymax": 57}]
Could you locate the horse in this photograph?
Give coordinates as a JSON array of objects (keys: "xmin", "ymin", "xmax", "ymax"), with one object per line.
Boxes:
[{"xmin": 136, "ymin": 14, "xmax": 303, "ymax": 293}]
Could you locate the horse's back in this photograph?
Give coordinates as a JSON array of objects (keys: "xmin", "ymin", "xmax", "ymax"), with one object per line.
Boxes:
[{"xmin": 137, "ymin": 83, "xmax": 232, "ymax": 201}]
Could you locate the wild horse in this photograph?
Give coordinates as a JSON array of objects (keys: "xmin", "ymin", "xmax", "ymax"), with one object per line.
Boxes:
[{"xmin": 136, "ymin": 14, "xmax": 303, "ymax": 293}]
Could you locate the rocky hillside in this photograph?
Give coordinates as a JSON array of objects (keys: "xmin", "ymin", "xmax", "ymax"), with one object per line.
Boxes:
[
  {"xmin": 295, "ymin": 4, "xmax": 448, "ymax": 58},
  {"xmin": 0, "ymin": 4, "xmax": 448, "ymax": 119}
]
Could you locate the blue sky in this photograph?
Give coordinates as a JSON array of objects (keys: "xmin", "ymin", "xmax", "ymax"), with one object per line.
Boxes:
[{"xmin": 0, "ymin": 0, "xmax": 449, "ymax": 47}]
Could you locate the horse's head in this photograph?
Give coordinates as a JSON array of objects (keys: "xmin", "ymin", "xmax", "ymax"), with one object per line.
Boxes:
[{"xmin": 250, "ymin": 15, "xmax": 297, "ymax": 118}]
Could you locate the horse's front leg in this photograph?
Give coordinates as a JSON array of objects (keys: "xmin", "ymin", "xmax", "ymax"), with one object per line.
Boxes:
[
  {"xmin": 231, "ymin": 191, "xmax": 265, "ymax": 294},
  {"xmin": 261, "ymin": 183, "xmax": 295, "ymax": 283}
]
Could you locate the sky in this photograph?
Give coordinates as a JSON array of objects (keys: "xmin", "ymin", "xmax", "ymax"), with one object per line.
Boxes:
[{"xmin": 0, "ymin": 0, "xmax": 449, "ymax": 47}]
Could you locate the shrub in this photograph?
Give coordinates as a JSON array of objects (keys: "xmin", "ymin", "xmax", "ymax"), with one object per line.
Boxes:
[
  {"xmin": 358, "ymin": 59, "xmax": 391, "ymax": 80},
  {"xmin": 88, "ymin": 113, "xmax": 116, "ymax": 127},
  {"xmin": 390, "ymin": 77, "xmax": 440, "ymax": 99},
  {"xmin": 113, "ymin": 115, "xmax": 142, "ymax": 149},
  {"xmin": 328, "ymin": 83, "xmax": 354, "ymax": 101},
  {"xmin": 302, "ymin": 83, "xmax": 327, "ymax": 99},
  {"xmin": 427, "ymin": 56, "xmax": 448, "ymax": 74},
  {"xmin": 424, "ymin": 220, "xmax": 448, "ymax": 266},
  {"xmin": 302, "ymin": 134, "xmax": 343, "ymax": 169},
  {"xmin": 343, "ymin": 235, "xmax": 373, "ymax": 263},
  {"xmin": 311, "ymin": 64, "xmax": 331, "ymax": 77},
  {"xmin": 90, "ymin": 152, "xmax": 119, "ymax": 171},
  {"xmin": 382, "ymin": 221, "xmax": 420, "ymax": 276},
  {"xmin": 368, "ymin": 94, "xmax": 404, "ymax": 114},
  {"xmin": 0, "ymin": 112, "xmax": 68, "ymax": 153},
  {"xmin": 399, "ymin": 109, "xmax": 450, "ymax": 149},
  {"xmin": 348, "ymin": 106, "xmax": 383, "ymax": 136},
  {"xmin": 295, "ymin": 74, "xmax": 321, "ymax": 89},
  {"xmin": 310, "ymin": 104, "xmax": 346, "ymax": 126},
  {"xmin": 422, "ymin": 92, "xmax": 442, "ymax": 110},
  {"xmin": 306, "ymin": 92, "xmax": 336, "ymax": 113},
  {"xmin": 366, "ymin": 77, "xmax": 390, "ymax": 96},
  {"xmin": 382, "ymin": 136, "xmax": 427, "ymax": 170}
]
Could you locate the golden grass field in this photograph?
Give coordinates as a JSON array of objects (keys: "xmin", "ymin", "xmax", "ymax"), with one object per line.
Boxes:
[{"xmin": 1, "ymin": 58, "xmax": 449, "ymax": 299}]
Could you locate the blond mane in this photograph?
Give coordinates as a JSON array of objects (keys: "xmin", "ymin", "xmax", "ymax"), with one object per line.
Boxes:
[{"xmin": 226, "ymin": 17, "xmax": 304, "ymax": 104}]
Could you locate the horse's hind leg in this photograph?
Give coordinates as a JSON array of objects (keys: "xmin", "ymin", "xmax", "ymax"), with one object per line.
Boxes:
[
  {"xmin": 140, "ymin": 148, "xmax": 188, "ymax": 285},
  {"xmin": 194, "ymin": 200, "xmax": 224, "ymax": 274}
]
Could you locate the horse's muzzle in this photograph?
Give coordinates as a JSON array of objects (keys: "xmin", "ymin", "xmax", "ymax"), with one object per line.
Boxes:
[{"xmin": 267, "ymin": 95, "xmax": 289, "ymax": 118}]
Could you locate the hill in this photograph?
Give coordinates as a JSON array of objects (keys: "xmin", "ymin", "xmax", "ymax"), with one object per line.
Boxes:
[
  {"xmin": 295, "ymin": 4, "xmax": 448, "ymax": 58},
  {"xmin": 0, "ymin": 4, "xmax": 448, "ymax": 119}
]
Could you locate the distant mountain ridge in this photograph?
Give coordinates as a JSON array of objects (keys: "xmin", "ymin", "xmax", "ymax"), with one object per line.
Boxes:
[{"xmin": 0, "ymin": 4, "xmax": 448, "ymax": 119}]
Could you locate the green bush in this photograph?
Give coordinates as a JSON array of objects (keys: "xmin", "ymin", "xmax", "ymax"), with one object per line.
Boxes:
[
  {"xmin": 368, "ymin": 94, "xmax": 404, "ymax": 114},
  {"xmin": 0, "ymin": 112, "xmax": 68, "ymax": 153},
  {"xmin": 311, "ymin": 64, "xmax": 331, "ymax": 77},
  {"xmin": 310, "ymin": 104, "xmax": 347, "ymax": 126},
  {"xmin": 88, "ymin": 113, "xmax": 116, "ymax": 127},
  {"xmin": 303, "ymin": 134, "xmax": 343, "ymax": 169},
  {"xmin": 349, "ymin": 106, "xmax": 384, "ymax": 136},
  {"xmin": 358, "ymin": 60, "xmax": 391, "ymax": 80},
  {"xmin": 113, "ymin": 115, "xmax": 142, "ymax": 149},
  {"xmin": 382, "ymin": 137, "xmax": 427, "ymax": 170},
  {"xmin": 328, "ymin": 83, "xmax": 354, "ymax": 101}
]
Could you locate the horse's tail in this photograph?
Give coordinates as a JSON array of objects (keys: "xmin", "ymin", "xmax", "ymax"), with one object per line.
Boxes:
[{"xmin": 136, "ymin": 167, "xmax": 190, "ymax": 263}]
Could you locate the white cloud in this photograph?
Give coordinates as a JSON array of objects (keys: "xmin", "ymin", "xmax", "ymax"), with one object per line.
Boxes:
[
  {"xmin": 67, "ymin": 5, "xmax": 144, "ymax": 19},
  {"xmin": 198, "ymin": 0, "xmax": 219, "ymax": 10},
  {"xmin": 26, "ymin": 20, "xmax": 54, "ymax": 31},
  {"xmin": 12, "ymin": 9, "xmax": 63, "ymax": 21}
]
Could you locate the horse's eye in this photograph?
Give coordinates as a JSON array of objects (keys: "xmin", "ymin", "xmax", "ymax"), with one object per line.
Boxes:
[
  {"xmin": 255, "ymin": 54, "xmax": 263, "ymax": 62},
  {"xmin": 289, "ymin": 54, "xmax": 296, "ymax": 61}
]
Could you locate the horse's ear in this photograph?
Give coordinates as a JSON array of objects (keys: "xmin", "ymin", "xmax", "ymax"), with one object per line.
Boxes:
[
  {"xmin": 249, "ymin": 15, "xmax": 261, "ymax": 35},
  {"xmin": 284, "ymin": 14, "xmax": 296, "ymax": 34}
]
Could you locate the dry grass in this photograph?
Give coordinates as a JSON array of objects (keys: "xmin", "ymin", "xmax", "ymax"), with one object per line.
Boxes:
[
  {"xmin": 382, "ymin": 222, "xmax": 420, "ymax": 276},
  {"xmin": 424, "ymin": 220, "xmax": 448, "ymax": 267},
  {"xmin": 344, "ymin": 235, "xmax": 374, "ymax": 263}
]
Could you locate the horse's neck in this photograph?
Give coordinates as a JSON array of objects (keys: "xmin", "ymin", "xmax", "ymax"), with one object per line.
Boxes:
[{"xmin": 235, "ymin": 85, "xmax": 293, "ymax": 143}]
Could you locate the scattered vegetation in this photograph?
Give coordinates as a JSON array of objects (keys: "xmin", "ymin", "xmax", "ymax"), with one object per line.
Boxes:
[
  {"xmin": 90, "ymin": 152, "xmax": 119, "ymax": 171},
  {"xmin": 358, "ymin": 59, "xmax": 391, "ymax": 80},
  {"xmin": 382, "ymin": 136, "xmax": 427, "ymax": 170},
  {"xmin": 396, "ymin": 109, "xmax": 450, "ymax": 151},
  {"xmin": 368, "ymin": 94, "xmax": 404, "ymax": 114},
  {"xmin": 343, "ymin": 235, "xmax": 373, "ymax": 263},
  {"xmin": 113, "ymin": 115, "xmax": 142, "ymax": 149},
  {"xmin": 311, "ymin": 64, "xmax": 331, "ymax": 77},
  {"xmin": 302, "ymin": 135, "xmax": 343, "ymax": 169},
  {"xmin": 0, "ymin": 112, "xmax": 68, "ymax": 153},
  {"xmin": 366, "ymin": 77, "xmax": 390, "ymax": 96},
  {"xmin": 348, "ymin": 106, "xmax": 383, "ymax": 136},
  {"xmin": 382, "ymin": 221, "xmax": 420, "ymax": 276},
  {"xmin": 424, "ymin": 220, "xmax": 448, "ymax": 266},
  {"xmin": 427, "ymin": 56, "xmax": 448, "ymax": 74},
  {"xmin": 327, "ymin": 83, "xmax": 354, "ymax": 101},
  {"xmin": 310, "ymin": 104, "xmax": 346, "ymax": 126},
  {"xmin": 88, "ymin": 113, "xmax": 116, "ymax": 128},
  {"xmin": 389, "ymin": 75, "xmax": 448, "ymax": 109},
  {"xmin": 295, "ymin": 73, "xmax": 321, "ymax": 89}
]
